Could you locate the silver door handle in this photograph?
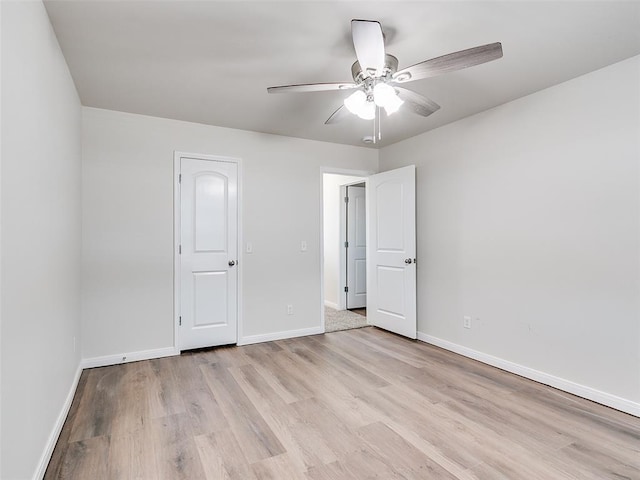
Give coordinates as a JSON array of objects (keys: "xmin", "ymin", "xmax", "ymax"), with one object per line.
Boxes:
[
  {"xmin": 228, "ymin": 260, "xmax": 236, "ymax": 267},
  {"xmin": 404, "ymin": 258, "xmax": 412, "ymax": 264}
]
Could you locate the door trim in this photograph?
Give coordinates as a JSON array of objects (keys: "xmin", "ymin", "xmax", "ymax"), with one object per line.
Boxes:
[
  {"xmin": 320, "ymin": 167, "xmax": 375, "ymax": 333},
  {"xmin": 174, "ymin": 151, "xmax": 243, "ymax": 351}
]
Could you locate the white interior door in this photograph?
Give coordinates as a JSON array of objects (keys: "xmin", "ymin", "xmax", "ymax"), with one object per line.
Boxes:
[
  {"xmin": 346, "ymin": 185, "xmax": 367, "ymax": 309},
  {"xmin": 366, "ymin": 165, "xmax": 416, "ymax": 339},
  {"xmin": 179, "ymin": 157, "xmax": 238, "ymax": 350}
]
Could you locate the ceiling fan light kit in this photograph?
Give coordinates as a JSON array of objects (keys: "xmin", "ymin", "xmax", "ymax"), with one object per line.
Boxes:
[
  {"xmin": 343, "ymin": 84, "xmax": 402, "ymax": 119},
  {"xmin": 267, "ymin": 19, "xmax": 503, "ymax": 143}
]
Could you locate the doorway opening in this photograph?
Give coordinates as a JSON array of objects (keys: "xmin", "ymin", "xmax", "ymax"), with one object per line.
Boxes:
[
  {"xmin": 321, "ymin": 165, "xmax": 417, "ymax": 338},
  {"xmin": 322, "ymin": 172, "xmax": 369, "ymax": 333}
]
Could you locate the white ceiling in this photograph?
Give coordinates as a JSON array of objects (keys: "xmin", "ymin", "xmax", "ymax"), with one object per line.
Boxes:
[{"xmin": 44, "ymin": 1, "xmax": 640, "ymax": 148}]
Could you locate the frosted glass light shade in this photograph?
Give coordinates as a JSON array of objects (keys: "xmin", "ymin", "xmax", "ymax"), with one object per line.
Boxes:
[
  {"xmin": 373, "ymin": 83, "xmax": 395, "ymax": 106},
  {"xmin": 383, "ymin": 93, "xmax": 403, "ymax": 115},
  {"xmin": 344, "ymin": 90, "xmax": 376, "ymax": 120},
  {"xmin": 373, "ymin": 83, "xmax": 404, "ymax": 116},
  {"xmin": 344, "ymin": 90, "xmax": 366, "ymax": 115},
  {"xmin": 357, "ymin": 101, "xmax": 376, "ymax": 120}
]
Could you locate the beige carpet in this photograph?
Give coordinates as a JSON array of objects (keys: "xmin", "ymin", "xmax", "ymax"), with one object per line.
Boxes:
[{"xmin": 325, "ymin": 306, "xmax": 369, "ymax": 333}]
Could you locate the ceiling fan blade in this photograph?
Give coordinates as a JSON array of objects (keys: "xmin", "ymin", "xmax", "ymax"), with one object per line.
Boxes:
[
  {"xmin": 351, "ymin": 19, "xmax": 385, "ymax": 76},
  {"xmin": 395, "ymin": 87, "xmax": 440, "ymax": 117},
  {"xmin": 392, "ymin": 42, "xmax": 503, "ymax": 83},
  {"xmin": 267, "ymin": 82, "xmax": 357, "ymax": 94},
  {"xmin": 324, "ymin": 105, "xmax": 352, "ymax": 124}
]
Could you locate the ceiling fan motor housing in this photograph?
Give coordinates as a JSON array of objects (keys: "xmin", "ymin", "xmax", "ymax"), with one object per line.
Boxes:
[{"xmin": 351, "ymin": 54, "xmax": 399, "ymax": 84}]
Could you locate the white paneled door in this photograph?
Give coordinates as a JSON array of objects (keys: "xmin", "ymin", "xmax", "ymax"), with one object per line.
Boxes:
[
  {"xmin": 367, "ymin": 165, "xmax": 416, "ymax": 339},
  {"xmin": 178, "ymin": 156, "xmax": 238, "ymax": 350},
  {"xmin": 346, "ymin": 185, "xmax": 367, "ymax": 309}
]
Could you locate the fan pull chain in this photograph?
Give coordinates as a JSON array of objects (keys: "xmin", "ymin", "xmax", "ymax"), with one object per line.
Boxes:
[
  {"xmin": 372, "ymin": 107, "xmax": 377, "ymax": 144},
  {"xmin": 372, "ymin": 106, "xmax": 382, "ymax": 144}
]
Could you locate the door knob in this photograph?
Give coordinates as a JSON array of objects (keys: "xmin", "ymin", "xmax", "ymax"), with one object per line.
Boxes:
[
  {"xmin": 404, "ymin": 258, "xmax": 412, "ymax": 264},
  {"xmin": 228, "ymin": 260, "xmax": 236, "ymax": 267}
]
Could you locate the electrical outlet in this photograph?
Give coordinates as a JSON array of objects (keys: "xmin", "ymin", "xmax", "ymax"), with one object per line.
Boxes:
[
  {"xmin": 463, "ymin": 316, "xmax": 472, "ymax": 329},
  {"xmin": 287, "ymin": 304, "xmax": 294, "ymax": 315},
  {"xmin": 301, "ymin": 240, "xmax": 307, "ymax": 252},
  {"xmin": 246, "ymin": 242, "xmax": 253, "ymax": 254}
]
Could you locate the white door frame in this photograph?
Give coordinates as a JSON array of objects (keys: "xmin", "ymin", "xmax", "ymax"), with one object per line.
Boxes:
[
  {"xmin": 320, "ymin": 167, "xmax": 375, "ymax": 333},
  {"xmin": 174, "ymin": 151, "xmax": 243, "ymax": 351}
]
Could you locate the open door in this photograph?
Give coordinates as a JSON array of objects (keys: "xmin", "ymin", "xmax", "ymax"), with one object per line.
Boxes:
[{"xmin": 366, "ymin": 165, "xmax": 416, "ymax": 339}]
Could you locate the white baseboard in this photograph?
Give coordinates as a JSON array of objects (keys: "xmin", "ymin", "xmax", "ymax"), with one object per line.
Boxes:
[
  {"xmin": 324, "ymin": 300, "xmax": 339, "ymax": 310},
  {"xmin": 35, "ymin": 346, "xmax": 179, "ymax": 478},
  {"xmin": 34, "ymin": 363, "xmax": 83, "ymax": 480},
  {"xmin": 80, "ymin": 346, "xmax": 179, "ymax": 369},
  {"xmin": 239, "ymin": 326, "xmax": 324, "ymax": 346},
  {"xmin": 417, "ymin": 332, "xmax": 640, "ymax": 417}
]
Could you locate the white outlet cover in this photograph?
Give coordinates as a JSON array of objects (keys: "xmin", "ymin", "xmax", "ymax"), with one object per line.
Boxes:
[
  {"xmin": 246, "ymin": 242, "xmax": 253, "ymax": 253},
  {"xmin": 301, "ymin": 241, "xmax": 307, "ymax": 252}
]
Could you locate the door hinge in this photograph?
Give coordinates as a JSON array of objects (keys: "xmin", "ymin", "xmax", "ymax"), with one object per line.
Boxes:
[
  {"xmin": 178, "ymin": 174, "xmax": 182, "ymax": 183},
  {"xmin": 344, "ymin": 286, "xmax": 349, "ymax": 293},
  {"xmin": 179, "ymin": 316, "xmax": 182, "ymax": 326},
  {"xmin": 344, "ymin": 196, "xmax": 349, "ymax": 203},
  {"xmin": 178, "ymin": 245, "xmax": 182, "ymax": 254},
  {"xmin": 344, "ymin": 241, "xmax": 349, "ymax": 248}
]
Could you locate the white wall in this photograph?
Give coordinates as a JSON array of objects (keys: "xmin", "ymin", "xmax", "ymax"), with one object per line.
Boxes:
[
  {"xmin": 323, "ymin": 173, "xmax": 367, "ymax": 309},
  {"xmin": 380, "ymin": 56, "xmax": 640, "ymax": 410},
  {"xmin": 81, "ymin": 107, "xmax": 377, "ymax": 358},
  {"xmin": 1, "ymin": 1, "xmax": 82, "ymax": 478}
]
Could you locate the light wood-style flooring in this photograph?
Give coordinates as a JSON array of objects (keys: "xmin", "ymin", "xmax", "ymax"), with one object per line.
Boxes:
[{"xmin": 45, "ymin": 327, "xmax": 640, "ymax": 479}]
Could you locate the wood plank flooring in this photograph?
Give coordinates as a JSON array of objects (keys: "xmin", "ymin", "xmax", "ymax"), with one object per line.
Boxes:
[{"xmin": 45, "ymin": 327, "xmax": 640, "ymax": 479}]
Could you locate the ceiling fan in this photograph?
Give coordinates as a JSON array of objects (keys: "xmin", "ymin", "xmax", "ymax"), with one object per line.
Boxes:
[{"xmin": 267, "ymin": 19, "xmax": 503, "ymax": 140}]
